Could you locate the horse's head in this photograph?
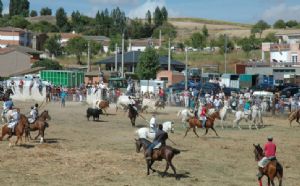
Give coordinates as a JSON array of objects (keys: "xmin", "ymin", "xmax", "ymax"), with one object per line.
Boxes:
[
  {"xmin": 6, "ymin": 88, "xmax": 14, "ymax": 96},
  {"xmin": 253, "ymin": 144, "xmax": 264, "ymax": 161},
  {"xmin": 135, "ymin": 138, "xmax": 142, "ymax": 153},
  {"xmin": 41, "ymin": 110, "xmax": 51, "ymax": 121}
]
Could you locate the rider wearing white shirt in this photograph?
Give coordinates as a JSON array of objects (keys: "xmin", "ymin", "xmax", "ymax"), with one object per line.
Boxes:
[
  {"xmin": 28, "ymin": 106, "xmax": 38, "ymax": 123},
  {"xmin": 8, "ymin": 108, "xmax": 20, "ymax": 136}
]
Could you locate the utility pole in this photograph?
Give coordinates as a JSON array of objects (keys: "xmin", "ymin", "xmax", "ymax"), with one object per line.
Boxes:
[
  {"xmin": 121, "ymin": 33, "xmax": 124, "ymax": 78},
  {"xmin": 185, "ymin": 47, "xmax": 188, "ymax": 90},
  {"xmin": 168, "ymin": 37, "xmax": 171, "ymax": 71},
  {"xmin": 224, "ymin": 34, "xmax": 227, "ymax": 74},
  {"xmin": 87, "ymin": 40, "xmax": 91, "ymax": 72},
  {"xmin": 115, "ymin": 43, "xmax": 118, "ymax": 72},
  {"xmin": 159, "ymin": 29, "xmax": 162, "ymax": 47}
]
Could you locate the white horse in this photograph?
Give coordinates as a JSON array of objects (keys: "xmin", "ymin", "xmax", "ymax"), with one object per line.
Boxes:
[
  {"xmin": 233, "ymin": 110, "xmax": 250, "ymax": 130},
  {"xmin": 135, "ymin": 121, "xmax": 174, "ymax": 139},
  {"xmin": 219, "ymin": 105, "xmax": 231, "ymax": 129},
  {"xmin": 177, "ymin": 108, "xmax": 194, "ymax": 128},
  {"xmin": 250, "ymin": 105, "xmax": 264, "ymax": 130}
]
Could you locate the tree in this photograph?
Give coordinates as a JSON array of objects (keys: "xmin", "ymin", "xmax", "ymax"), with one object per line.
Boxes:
[
  {"xmin": 190, "ymin": 32, "xmax": 206, "ymax": 49},
  {"xmin": 30, "ymin": 10, "xmax": 37, "ymax": 17},
  {"xmin": 108, "ymin": 34, "xmax": 128, "ymax": 52},
  {"xmin": 238, "ymin": 35, "xmax": 261, "ymax": 56},
  {"xmin": 153, "ymin": 6, "xmax": 163, "ymax": 27},
  {"xmin": 273, "ymin": 19, "xmax": 286, "ymax": 29},
  {"xmin": 56, "ymin": 7, "xmax": 69, "ymax": 32},
  {"xmin": 202, "ymin": 25, "xmax": 209, "ymax": 38},
  {"xmin": 65, "ymin": 37, "xmax": 87, "ymax": 64},
  {"xmin": 28, "ymin": 21, "xmax": 59, "ymax": 33},
  {"xmin": 215, "ymin": 35, "xmax": 234, "ymax": 54},
  {"xmin": 9, "ymin": 0, "xmax": 30, "ymax": 17},
  {"xmin": 137, "ymin": 47, "xmax": 160, "ymax": 80},
  {"xmin": 264, "ymin": 32, "xmax": 277, "ymax": 43},
  {"xmin": 152, "ymin": 22, "xmax": 177, "ymax": 40},
  {"xmin": 90, "ymin": 41, "xmax": 103, "ymax": 56},
  {"xmin": 161, "ymin": 6, "xmax": 168, "ymax": 22},
  {"xmin": 286, "ymin": 20, "xmax": 298, "ymax": 28},
  {"xmin": 31, "ymin": 59, "xmax": 62, "ymax": 70},
  {"xmin": 40, "ymin": 7, "xmax": 52, "ymax": 16},
  {"xmin": 9, "ymin": 15, "xmax": 30, "ymax": 28},
  {"xmin": 0, "ymin": 0, "xmax": 3, "ymax": 17},
  {"xmin": 44, "ymin": 34, "xmax": 62, "ymax": 58},
  {"xmin": 251, "ymin": 20, "xmax": 270, "ymax": 38},
  {"xmin": 146, "ymin": 10, "xmax": 151, "ymax": 25}
]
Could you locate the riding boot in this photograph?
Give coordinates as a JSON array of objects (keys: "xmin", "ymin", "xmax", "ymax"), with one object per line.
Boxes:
[{"xmin": 8, "ymin": 128, "xmax": 13, "ymax": 137}]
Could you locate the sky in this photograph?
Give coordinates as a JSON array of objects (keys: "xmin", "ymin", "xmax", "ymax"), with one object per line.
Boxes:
[{"xmin": 2, "ymin": 0, "xmax": 300, "ymax": 24}]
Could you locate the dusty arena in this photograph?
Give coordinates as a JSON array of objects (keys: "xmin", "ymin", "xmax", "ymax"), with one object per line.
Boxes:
[{"xmin": 0, "ymin": 101, "xmax": 299, "ymax": 186}]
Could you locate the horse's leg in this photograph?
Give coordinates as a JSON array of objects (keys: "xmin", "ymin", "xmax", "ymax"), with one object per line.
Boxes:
[
  {"xmin": 270, "ymin": 179, "xmax": 275, "ymax": 186},
  {"xmin": 211, "ymin": 127, "xmax": 219, "ymax": 137},
  {"xmin": 184, "ymin": 127, "xmax": 191, "ymax": 138},
  {"xmin": 169, "ymin": 160, "xmax": 178, "ymax": 180},
  {"xmin": 35, "ymin": 131, "xmax": 40, "ymax": 140},
  {"xmin": 146, "ymin": 160, "xmax": 151, "ymax": 175},
  {"xmin": 162, "ymin": 162, "xmax": 170, "ymax": 177},
  {"xmin": 203, "ymin": 128, "xmax": 208, "ymax": 136},
  {"xmin": 268, "ymin": 177, "xmax": 271, "ymax": 186},
  {"xmin": 149, "ymin": 160, "xmax": 156, "ymax": 173},
  {"xmin": 40, "ymin": 129, "xmax": 45, "ymax": 143},
  {"xmin": 192, "ymin": 127, "xmax": 199, "ymax": 138}
]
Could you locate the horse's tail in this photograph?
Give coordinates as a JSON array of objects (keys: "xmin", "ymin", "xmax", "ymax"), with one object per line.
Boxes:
[
  {"xmin": 172, "ymin": 148, "xmax": 181, "ymax": 155},
  {"xmin": 0, "ymin": 124, "xmax": 8, "ymax": 140}
]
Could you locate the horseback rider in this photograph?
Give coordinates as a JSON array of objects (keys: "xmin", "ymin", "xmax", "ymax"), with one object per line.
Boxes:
[
  {"xmin": 257, "ymin": 136, "xmax": 277, "ymax": 179},
  {"xmin": 200, "ymin": 104, "xmax": 207, "ymax": 128},
  {"xmin": 149, "ymin": 114, "xmax": 157, "ymax": 133},
  {"xmin": 7, "ymin": 108, "xmax": 20, "ymax": 136},
  {"xmin": 145, "ymin": 124, "xmax": 168, "ymax": 160},
  {"xmin": 34, "ymin": 103, "xmax": 39, "ymax": 116},
  {"xmin": 28, "ymin": 106, "xmax": 38, "ymax": 124},
  {"xmin": 128, "ymin": 96, "xmax": 137, "ymax": 112}
]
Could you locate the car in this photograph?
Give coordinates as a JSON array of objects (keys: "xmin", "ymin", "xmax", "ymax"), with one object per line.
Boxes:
[
  {"xmin": 280, "ymin": 87, "xmax": 300, "ymax": 98},
  {"xmin": 222, "ymin": 87, "xmax": 240, "ymax": 96}
]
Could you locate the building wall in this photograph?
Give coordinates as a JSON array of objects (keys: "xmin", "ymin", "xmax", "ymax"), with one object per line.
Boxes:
[
  {"xmin": 0, "ymin": 50, "xmax": 31, "ymax": 77},
  {"xmin": 156, "ymin": 70, "xmax": 184, "ymax": 87},
  {"xmin": 270, "ymin": 51, "xmax": 289, "ymax": 62}
]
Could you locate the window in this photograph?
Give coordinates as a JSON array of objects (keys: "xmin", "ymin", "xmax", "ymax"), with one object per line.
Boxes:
[
  {"xmin": 160, "ymin": 77, "xmax": 168, "ymax": 83},
  {"xmin": 292, "ymin": 54, "xmax": 298, "ymax": 63}
]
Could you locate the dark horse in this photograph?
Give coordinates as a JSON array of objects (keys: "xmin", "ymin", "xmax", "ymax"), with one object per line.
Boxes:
[
  {"xmin": 0, "ymin": 88, "xmax": 14, "ymax": 101},
  {"xmin": 26, "ymin": 110, "xmax": 51, "ymax": 143},
  {"xmin": 0, "ymin": 114, "xmax": 29, "ymax": 146},
  {"xmin": 253, "ymin": 144, "xmax": 283, "ymax": 186},
  {"xmin": 128, "ymin": 104, "xmax": 138, "ymax": 127},
  {"xmin": 184, "ymin": 111, "xmax": 221, "ymax": 137},
  {"xmin": 135, "ymin": 138, "xmax": 180, "ymax": 179}
]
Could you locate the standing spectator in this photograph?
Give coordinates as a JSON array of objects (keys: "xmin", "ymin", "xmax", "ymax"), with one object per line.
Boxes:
[
  {"xmin": 158, "ymin": 87, "xmax": 165, "ymax": 101},
  {"xmin": 29, "ymin": 79, "xmax": 34, "ymax": 95},
  {"xmin": 60, "ymin": 90, "xmax": 67, "ymax": 107},
  {"xmin": 183, "ymin": 89, "xmax": 190, "ymax": 108},
  {"xmin": 18, "ymin": 79, "xmax": 24, "ymax": 94}
]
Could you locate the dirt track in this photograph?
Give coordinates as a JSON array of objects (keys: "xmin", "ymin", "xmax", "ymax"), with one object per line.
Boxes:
[{"xmin": 0, "ymin": 101, "xmax": 299, "ymax": 186}]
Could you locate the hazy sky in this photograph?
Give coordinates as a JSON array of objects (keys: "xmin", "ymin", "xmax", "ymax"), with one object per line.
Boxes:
[{"xmin": 2, "ymin": 0, "xmax": 300, "ymax": 23}]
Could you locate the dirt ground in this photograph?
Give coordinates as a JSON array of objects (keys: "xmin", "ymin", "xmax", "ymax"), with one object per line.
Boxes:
[{"xmin": 0, "ymin": 101, "xmax": 299, "ymax": 186}]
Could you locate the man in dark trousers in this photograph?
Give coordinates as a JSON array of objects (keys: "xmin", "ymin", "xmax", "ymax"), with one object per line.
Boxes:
[{"xmin": 145, "ymin": 124, "xmax": 168, "ymax": 160}]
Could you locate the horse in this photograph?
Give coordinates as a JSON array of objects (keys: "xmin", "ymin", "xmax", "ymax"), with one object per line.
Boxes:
[
  {"xmin": 251, "ymin": 105, "xmax": 264, "ymax": 130},
  {"xmin": 135, "ymin": 121, "xmax": 174, "ymax": 139},
  {"xmin": 219, "ymin": 105, "xmax": 230, "ymax": 129},
  {"xmin": 253, "ymin": 144, "xmax": 283, "ymax": 186},
  {"xmin": 288, "ymin": 109, "xmax": 300, "ymax": 126},
  {"xmin": 0, "ymin": 114, "xmax": 29, "ymax": 147},
  {"xmin": 177, "ymin": 108, "xmax": 194, "ymax": 128},
  {"xmin": 26, "ymin": 110, "xmax": 51, "ymax": 143},
  {"xmin": 128, "ymin": 104, "xmax": 138, "ymax": 127},
  {"xmin": 135, "ymin": 138, "xmax": 180, "ymax": 179},
  {"xmin": 94, "ymin": 100, "xmax": 109, "ymax": 115},
  {"xmin": 0, "ymin": 88, "xmax": 14, "ymax": 101},
  {"xmin": 233, "ymin": 110, "xmax": 250, "ymax": 130},
  {"xmin": 184, "ymin": 111, "xmax": 221, "ymax": 137}
]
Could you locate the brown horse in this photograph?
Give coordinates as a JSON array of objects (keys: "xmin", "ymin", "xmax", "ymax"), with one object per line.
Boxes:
[
  {"xmin": 128, "ymin": 104, "xmax": 138, "ymax": 127},
  {"xmin": 288, "ymin": 109, "xmax": 300, "ymax": 126},
  {"xmin": 253, "ymin": 144, "xmax": 283, "ymax": 186},
  {"xmin": 0, "ymin": 114, "xmax": 29, "ymax": 146},
  {"xmin": 135, "ymin": 138, "xmax": 180, "ymax": 179},
  {"xmin": 26, "ymin": 110, "xmax": 51, "ymax": 143},
  {"xmin": 95, "ymin": 100, "xmax": 109, "ymax": 115},
  {"xmin": 184, "ymin": 111, "xmax": 221, "ymax": 137}
]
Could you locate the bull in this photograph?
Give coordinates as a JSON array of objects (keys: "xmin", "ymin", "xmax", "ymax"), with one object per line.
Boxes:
[{"xmin": 86, "ymin": 108, "xmax": 103, "ymax": 121}]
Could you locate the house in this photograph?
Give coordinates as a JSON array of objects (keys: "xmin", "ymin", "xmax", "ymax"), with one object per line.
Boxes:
[
  {"xmin": 95, "ymin": 51, "xmax": 185, "ymax": 73},
  {"xmin": 262, "ymin": 33, "xmax": 300, "ymax": 64},
  {"xmin": 128, "ymin": 38, "xmax": 160, "ymax": 52},
  {"xmin": 8, "ymin": 45, "xmax": 43, "ymax": 63},
  {"xmin": 156, "ymin": 70, "xmax": 185, "ymax": 87},
  {"xmin": 0, "ymin": 27, "xmax": 32, "ymax": 48},
  {"xmin": 0, "ymin": 48, "xmax": 31, "ymax": 77}
]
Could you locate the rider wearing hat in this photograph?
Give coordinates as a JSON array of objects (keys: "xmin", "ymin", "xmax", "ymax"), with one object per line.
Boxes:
[
  {"xmin": 257, "ymin": 136, "xmax": 277, "ymax": 179},
  {"xmin": 145, "ymin": 124, "xmax": 168, "ymax": 160}
]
